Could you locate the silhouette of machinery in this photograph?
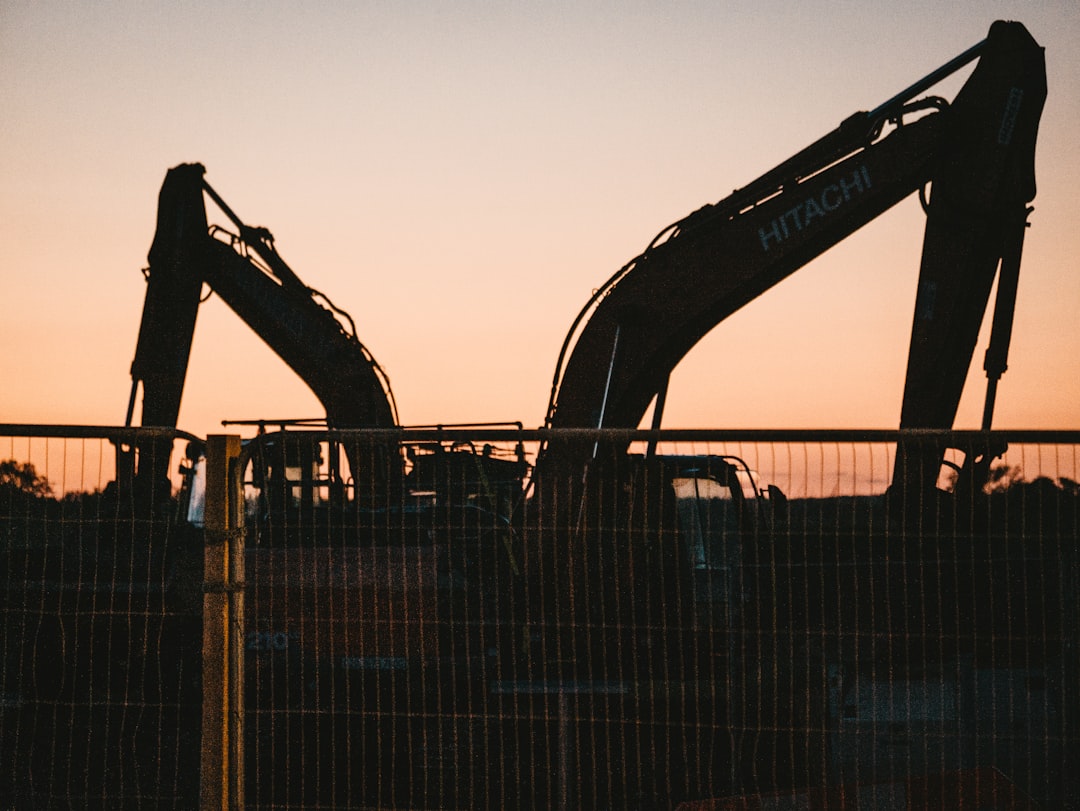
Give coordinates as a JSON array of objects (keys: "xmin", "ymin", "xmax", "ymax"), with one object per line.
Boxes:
[
  {"xmin": 119, "ymin": 20, "xmax": 1066, "ymax": 809},
  {"xmin": 538, "ymin": 20, "xmax": 1044, "ymax": 505}
]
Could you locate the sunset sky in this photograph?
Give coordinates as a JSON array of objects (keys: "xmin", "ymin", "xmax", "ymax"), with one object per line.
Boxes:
[{"xmin": 2, "ymin": 2, "xmax": 1078, "ymax": 442}]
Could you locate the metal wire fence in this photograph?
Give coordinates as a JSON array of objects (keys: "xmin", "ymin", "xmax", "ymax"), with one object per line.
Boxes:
[
  {"xmin": 0, "ymin": 426, "xmax": 204, "ymax": 808},
  {"xmin": 2, "ymin": 426, "xmax": 1078, "ymax": 809},
  {"xmin": 235, "ymin": 428, "xmax": 1078, "ymax": 810}
]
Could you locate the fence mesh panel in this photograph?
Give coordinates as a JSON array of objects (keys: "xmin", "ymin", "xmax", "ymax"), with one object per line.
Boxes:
[
  {"xmin": 3, "ymin": 427, "xmax": 1077, "ymax": 808},
  {"xmin": 0, "ymin": 428, "xmax": 203, "ymax": 808},
  {"xmin": 236, "ymin": 429, "xmax": 1078, "ymax": 810}
]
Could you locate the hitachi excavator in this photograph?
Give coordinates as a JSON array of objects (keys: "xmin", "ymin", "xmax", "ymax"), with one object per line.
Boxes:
[
  {"xmin": 516, "ymin": 20, "xmax": 1069, "ymax": 809},
  {"xmin": 537, "ymin": 20, "xmax": 1044, "ymax": 502}
]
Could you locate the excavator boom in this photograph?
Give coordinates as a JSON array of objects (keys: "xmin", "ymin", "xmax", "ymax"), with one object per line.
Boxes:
[
  {"xmin": 127, "ymin": 163, "xmax": 397, "ymax": 494},
  {"xmin": 130, "ymin": 163, "xmax": 397, "ymax": 432},
  {"xmin": 540, "ymin": 21, "xmax": 1045, "ymax": 492}
]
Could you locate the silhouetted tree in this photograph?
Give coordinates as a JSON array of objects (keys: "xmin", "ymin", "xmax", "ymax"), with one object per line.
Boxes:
[
  {"xmin": 985, "ymin": 462, "xmax": 1023, "ymax": 493},
  {"xmin": 0, "ymin": 459, "xmax": 53, "ymax": 498}
]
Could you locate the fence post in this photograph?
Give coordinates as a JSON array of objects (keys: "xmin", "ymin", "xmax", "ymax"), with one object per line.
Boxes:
[{"xmin": 201, "ymin": 434, "xmax": 244, "ymax": 810}]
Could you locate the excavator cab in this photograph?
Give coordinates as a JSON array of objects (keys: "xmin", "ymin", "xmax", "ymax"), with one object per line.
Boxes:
[{"xmin": 666, "ymin": 455, "xmax": 773, "ymax": 632}]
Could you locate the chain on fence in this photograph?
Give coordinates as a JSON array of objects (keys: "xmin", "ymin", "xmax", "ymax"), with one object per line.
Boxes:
[{"xmin": 3, "ymin": 426, "xmax": 1078, "ymax": 809}]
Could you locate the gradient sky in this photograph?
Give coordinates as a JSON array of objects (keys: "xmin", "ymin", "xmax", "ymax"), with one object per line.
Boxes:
[{"xmin": 2, "ymin": 1, "xmax": 1078, "ymax": 442}]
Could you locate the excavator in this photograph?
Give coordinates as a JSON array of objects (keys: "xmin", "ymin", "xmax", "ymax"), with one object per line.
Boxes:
[
  {"xmin": 123, "ymin": 165, "xmax": 528, "ymax": 808},
  {"xmin": 513, "ymin": 19, "xmax": 1069, "ymax": 809},
  {"xmin": 537, "ymin": 19, "xmax": 1043, "ymax": 494},
  {"xmin": 122, "ymin": 162, "xmax": 400, "ymax": 505}
]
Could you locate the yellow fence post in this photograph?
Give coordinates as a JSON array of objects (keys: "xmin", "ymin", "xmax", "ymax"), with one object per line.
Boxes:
[{"xmin": 201, "ymin": 434, "xmax": 244, "ymax": 811}]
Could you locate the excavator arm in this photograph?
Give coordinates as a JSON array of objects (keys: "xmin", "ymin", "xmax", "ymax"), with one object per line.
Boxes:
[
  {"xmin": 545, "ymin": 114, "xmax": 944, "ymax": 433},
  {"xmin": 540, "ymin": 21, "xmax": 1045, "ymax": 494},
  {"xmin": 127, "ymin": 163, "xmax": 207, "ymax": 432},
  {"xmin": 127, "ymin": 163, "xmax": 398, "ymax": 496}
]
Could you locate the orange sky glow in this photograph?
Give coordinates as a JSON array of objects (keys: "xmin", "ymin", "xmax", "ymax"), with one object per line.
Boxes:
[{"xmin": 2, "ymin": 3, "xmax": 1078, "ymax": 442}]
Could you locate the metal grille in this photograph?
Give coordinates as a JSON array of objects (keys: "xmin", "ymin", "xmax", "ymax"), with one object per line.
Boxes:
[
  {"xmin": 236, "ymin": 429, "xmax": 1079, "ymax": 810},
  {"xmin": 3, "ymin": 426, "xmax": 1076, "ymax": 808},
  {"xmin": 0, "ymin": 426, "xmax": 204, "ymax": 808}
]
